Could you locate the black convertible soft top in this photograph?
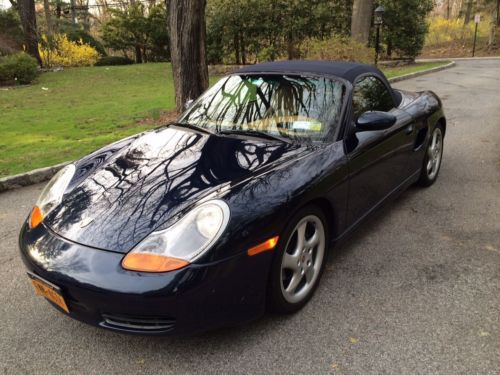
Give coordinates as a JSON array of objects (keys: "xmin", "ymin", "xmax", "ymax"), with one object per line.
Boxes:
[
  {"xmin": 236, "ymin": 60, "xmax": 401, "ymax": 105},
  {"xmin": 236, "ymin": 60, "xmax": 386, "ymax": 84}
]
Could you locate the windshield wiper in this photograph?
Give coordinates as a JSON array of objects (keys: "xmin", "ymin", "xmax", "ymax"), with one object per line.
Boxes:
[
  {"xmin": 218, "ymin": 129, "xmax": 293, "ymax": 144},
  {"xmin": 170, "ymin": 122, "xmax": 217, "ymax": 135}
]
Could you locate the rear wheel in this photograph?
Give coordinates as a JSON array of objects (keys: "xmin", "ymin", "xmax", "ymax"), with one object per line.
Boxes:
[
  {"xmin": 417, "ymin": 124, "xmax": 444, "ymax": 187},
  {"xmin": 267, "ymin": 205, "xmax": 328, "ymax": 313}
]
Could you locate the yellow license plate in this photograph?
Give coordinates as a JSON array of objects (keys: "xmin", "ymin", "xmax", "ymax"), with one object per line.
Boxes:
[{"xmin": 28, "ymin": 273, "xmax": 69, "ymax": 313}]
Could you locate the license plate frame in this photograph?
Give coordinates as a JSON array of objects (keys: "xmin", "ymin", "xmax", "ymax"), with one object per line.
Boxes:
[{"xmin": 27, "ymin": 272, "xmax": 69, "ymax": 313}]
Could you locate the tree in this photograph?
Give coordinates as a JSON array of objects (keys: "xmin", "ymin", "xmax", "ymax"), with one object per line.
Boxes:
[
  {"xmin": 168, "ymin": 0, "xmax": 209, "ymax": 113},
  {"xmin": 206, "ymin": 0, "xmax": 352, "ymax": 64},
  {"xmin": 380, "ymin": 0, "xmax": 434, "ymax": 60},
  {"xmin": 497, "ymin": 0, "xmax": 499, "ymax": 25},
  {"xmin": 101, "ymin": 2, "xmax": 169, "ymax": 62},
  {"xmin": 487, "ymin": 0, "xmax": 499, "ymax": 47},
  {"xmin": 16, "ymin": 0, "xmax": 42, "ymax": 65},
  {"xmin": 147, "ymin": 4, "xmax": 170, "ymax": 61},
  {"xmin": 102, "ymin": 4, "xmax": 148, "ymax": 63},
  {"xmin": 0, "ymin": 9, "xmax": 24, "ymax": 55},
  {"xmin": 351, "ymin": 0, "xmax": 374, "ymax": 44},
  {"xmin": 462, "ymin": 0, "xmax": 473, "ymax": 25},
  {"xmin": 129, "ymin": 0, "xmax": 143, "ymax": 63},
  {"xmin": 488, "ymin": 11, "xmax": 497, "ymax": 47},
  {"xmin": 42, "ymin": 0, "xmax": 53, "ymax": 37}
]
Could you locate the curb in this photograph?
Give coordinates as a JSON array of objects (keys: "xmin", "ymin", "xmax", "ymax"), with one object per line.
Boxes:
[
  {"xmin": 388, "ymin": 61, "xmax": 456, "ymax": 83},
  {"xmin": 0, "ymin": 162, "xmax": 69, "ymax": 193},
  {"xmin": 0, "ymin": 60, "xmax": 459, "ymax": 194},
  {"xmin": 416, "ymin": 56, "xmax": 500, "ymax": 62}
]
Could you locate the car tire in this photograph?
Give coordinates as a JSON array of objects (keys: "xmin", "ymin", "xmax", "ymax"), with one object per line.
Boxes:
[
  {"xmin": 267, "ymin": 205, "xmax": 329, "ymax": 314},
  {"xmin": 417, "ymin": 124, "xmax": 444, "ymax": 187}
]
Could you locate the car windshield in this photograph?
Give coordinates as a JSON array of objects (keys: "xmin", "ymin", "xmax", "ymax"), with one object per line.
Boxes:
[{"xmin": 178, "ymin": 74, "xmax": 345, "ymax": 142}]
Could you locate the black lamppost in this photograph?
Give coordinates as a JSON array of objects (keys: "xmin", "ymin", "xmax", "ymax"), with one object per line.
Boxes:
[{"xmin": 374, "ymin": 5, "xmax": 385, "ymax": 66}]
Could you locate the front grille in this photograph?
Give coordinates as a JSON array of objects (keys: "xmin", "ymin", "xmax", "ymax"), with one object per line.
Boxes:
[{"xmin": 100, "ymin": 313, "xmax": 176, "ymax": 333}]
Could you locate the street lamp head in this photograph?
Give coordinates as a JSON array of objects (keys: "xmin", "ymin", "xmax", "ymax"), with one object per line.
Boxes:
[{"xmin": 374, "ymin": 5, "xmax": 385, "ymax": 26}]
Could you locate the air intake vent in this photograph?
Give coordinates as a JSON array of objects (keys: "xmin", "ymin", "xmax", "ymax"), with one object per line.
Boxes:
[{"xmin": 101, "ymin": 314, "xmax": 175, "ymax": 333}]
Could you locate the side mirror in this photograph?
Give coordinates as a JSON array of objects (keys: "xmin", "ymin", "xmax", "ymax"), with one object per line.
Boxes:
[
  {"xmin": 356, "ymin": 111, "xmax": 396, "ymax": 132},
  {"xmin": 184, "ymin": 99, "xmax": 194, "ymax": 110}
]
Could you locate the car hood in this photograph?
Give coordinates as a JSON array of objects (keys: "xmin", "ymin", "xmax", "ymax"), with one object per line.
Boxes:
[{"xmin": 46, "ymin": 126, "xmax": 307, "ymax": 253}]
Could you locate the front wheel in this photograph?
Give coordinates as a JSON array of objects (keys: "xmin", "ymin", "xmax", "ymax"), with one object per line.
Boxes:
[
  {"xmin": 417, "ymin": 124, "xmax": 444, "ymax": 187},
  {"xmin": 267, "ymin": 205, "xmax": 328, "ymax": 313}
]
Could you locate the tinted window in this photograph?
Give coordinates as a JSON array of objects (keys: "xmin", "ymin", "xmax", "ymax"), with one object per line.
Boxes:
[
  {"xmin": 352, "ymin": 76, "xmax": 394, "ymax": 120},
  {"xmin": 179, "ymin": 75, "xmax": 345, "ymax": 142}
]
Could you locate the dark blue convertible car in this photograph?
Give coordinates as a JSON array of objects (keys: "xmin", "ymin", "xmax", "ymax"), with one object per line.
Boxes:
[{"xmin": 19, "ymin": 61, "xmax": 445, "ymax": 335}]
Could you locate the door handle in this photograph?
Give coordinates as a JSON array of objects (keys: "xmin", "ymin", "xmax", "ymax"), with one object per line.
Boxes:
[{"xmin": 404, "ymin": 124, "xmax": 414, "ymax": 135}]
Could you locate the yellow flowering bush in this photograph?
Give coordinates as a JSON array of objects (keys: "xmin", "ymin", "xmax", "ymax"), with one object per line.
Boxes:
[
  {"xmin": 39, "ymin": 34, "xmax": 99, "ymax": 67},
  {"xmin": 426, "ymin": 17, "xmax": 490, "ymax": 46}
]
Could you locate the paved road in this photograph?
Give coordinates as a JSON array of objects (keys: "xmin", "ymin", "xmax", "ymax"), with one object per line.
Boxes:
[{"xmin": 1, "ymin": 60, "xmax": 499, "ymax": 374}]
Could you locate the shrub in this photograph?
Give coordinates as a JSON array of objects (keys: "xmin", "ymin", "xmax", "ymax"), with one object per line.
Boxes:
[
  {"xmin": 101, "ymin": 2, "xmax": 169, "ymax": 63},
  {"xmin": 38, "ymin": 34, "xmax": 99, "ymax": 67},
  {"xmin": 0, "ymin": 9, "xmax": 24, "ymax": 56},
  {"xmin": 300, "ymin": 36, "xmax": 375, "ymax": 64},
  {"xmin": 255, "ymin": 46, "xmax": 283, "ymax": 64},
  {"xmin": 94, "ymin": 56, "xmax": 134, "ymax": 66},
  {"xmin": 66, "ymin": 29, "xmax": 107, "ymax": 56},
  {"xmin": 426, "ymin": 16, "xmax": 490, "ymax": 46},
  {"xmin": 0, "ymin": 52, "xmax": 38, "ymax": 85},
  {"xmin": 380, "ymin": 0, "xmax": 434, "ymax": 60}
]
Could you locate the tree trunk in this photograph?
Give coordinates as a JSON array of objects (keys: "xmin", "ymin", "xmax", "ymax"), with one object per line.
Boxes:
[
  {"xmin": 287, "ymin": 31, "xmax": 294, "ymax": 60},
  {"xmin": 240, "ymin": 31, "xmax": 246, "ymax": 65},
  {"xmin": 135, "ymin": 45, "xmax": 143, "ymax": 63},
  {"xmin": 83, "ymin": 0, "xmax": 91, "ymax": 33},
  {"xmin": 234, "ymin": 32, "xmax": 240, "ymax": 64},
  {"xmin": 168, "ymin": 0, "xmax": 209, "ymax": 113},
  {"xmin": 18, "ymin": 0, "xmax": 42, "ymax": 65},
  {"xmin": 69, "ymin": 0, "xmax": 77, "ymax": 25},
  {"xmin": 488, "ymin": 13, "xmax": 496, "ymax": 48},
  {"xmin": 497, "ymin": 0, "xmax": 499, "ymax": 26},
  {"xmin": 130, "ymin": 0, "xmax": 142, "ymax": 63},
  {"xmin": 351, "ymin": 0, "xmax": 373, "ymax": 44},
  {"xmin": 43, "ymin": 0, "xmax": 53, "ymax": 37},
  {"xmin": 463, "ymin": 0, "xmax": 473, "ymax": 25}
]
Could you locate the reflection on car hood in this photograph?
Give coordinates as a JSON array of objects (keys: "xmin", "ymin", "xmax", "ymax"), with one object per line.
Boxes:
[{"xmin": 46, "ymin": 126, "xmax": 308, "ymax": 253}]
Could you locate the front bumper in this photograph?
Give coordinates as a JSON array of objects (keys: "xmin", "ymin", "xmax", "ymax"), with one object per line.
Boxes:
[{"xmin": 19, "ymin": 222, "xmax": 272, "ymax": 335}]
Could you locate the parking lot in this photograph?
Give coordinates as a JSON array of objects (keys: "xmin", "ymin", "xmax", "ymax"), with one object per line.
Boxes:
[{"xmin": 0, "ymin": 59, "xmax": 499, "ymax": 374}]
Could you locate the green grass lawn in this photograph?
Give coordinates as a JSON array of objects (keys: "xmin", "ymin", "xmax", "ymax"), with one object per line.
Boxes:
[
  {"xmin": 0, "ymin": 63, "xmax": 176, "ymax": 177},
  {"xmin": 382, "ymin": 61, "xmax": 449, "ymax": 79},
  {"xmin": 0, "ymin": 61, "xmax": 450, "ymax": 177}
]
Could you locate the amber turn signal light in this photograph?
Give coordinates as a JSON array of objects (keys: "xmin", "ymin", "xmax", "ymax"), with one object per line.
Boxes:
[
  {"xmin": 121, "ymin": 253, "xmax": 189, "ymax": 273},
  {"xmin": 247, "ymin": 236, "xmax": 279, "ymax": 256},
  {"xmin": 29, "ymin": 206, "xmax": 44, "ymax": 229}
]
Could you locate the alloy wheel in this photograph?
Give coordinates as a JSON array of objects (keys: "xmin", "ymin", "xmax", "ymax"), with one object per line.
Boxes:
[
  {"xmin": 280, "ymin": 215, "xmax": 325, "ymax": 304},
  {"xmin": 426, "ymin": 127, "xmax": 443, "ymax": 180}
]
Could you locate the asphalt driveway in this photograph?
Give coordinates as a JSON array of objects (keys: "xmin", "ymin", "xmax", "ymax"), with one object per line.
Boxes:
[{"xmin": 0, "ymin": 59, "xmax": 498, "ymax": 374}]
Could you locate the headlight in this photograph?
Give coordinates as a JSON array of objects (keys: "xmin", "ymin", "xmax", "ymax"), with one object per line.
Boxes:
[
  {"xmin": 122, "ymin": 200, "xmax": 230, "ymax": 272},
  {"xmin": 29, "ymin": 164, "xmax": 76, "ymax": 229}
]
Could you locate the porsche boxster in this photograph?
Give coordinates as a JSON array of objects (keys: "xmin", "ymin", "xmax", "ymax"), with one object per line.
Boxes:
[{"xmin": 19, "ymin": 60, "xmax": 446, "ymax": 335}]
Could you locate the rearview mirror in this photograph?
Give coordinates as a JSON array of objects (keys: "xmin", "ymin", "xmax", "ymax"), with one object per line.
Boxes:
[
  {"xmin": 184, "ymin": 99, "xmax": 194, "ymax": 110},
  {"xmin": 356, "ymin": 111, "xmax": 396, "ymax": 132}
]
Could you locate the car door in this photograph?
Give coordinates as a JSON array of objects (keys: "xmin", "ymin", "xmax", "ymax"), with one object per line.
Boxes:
[{"xmin": 344, "ymin": 74, "xmax": 416, "ymax": 228}]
